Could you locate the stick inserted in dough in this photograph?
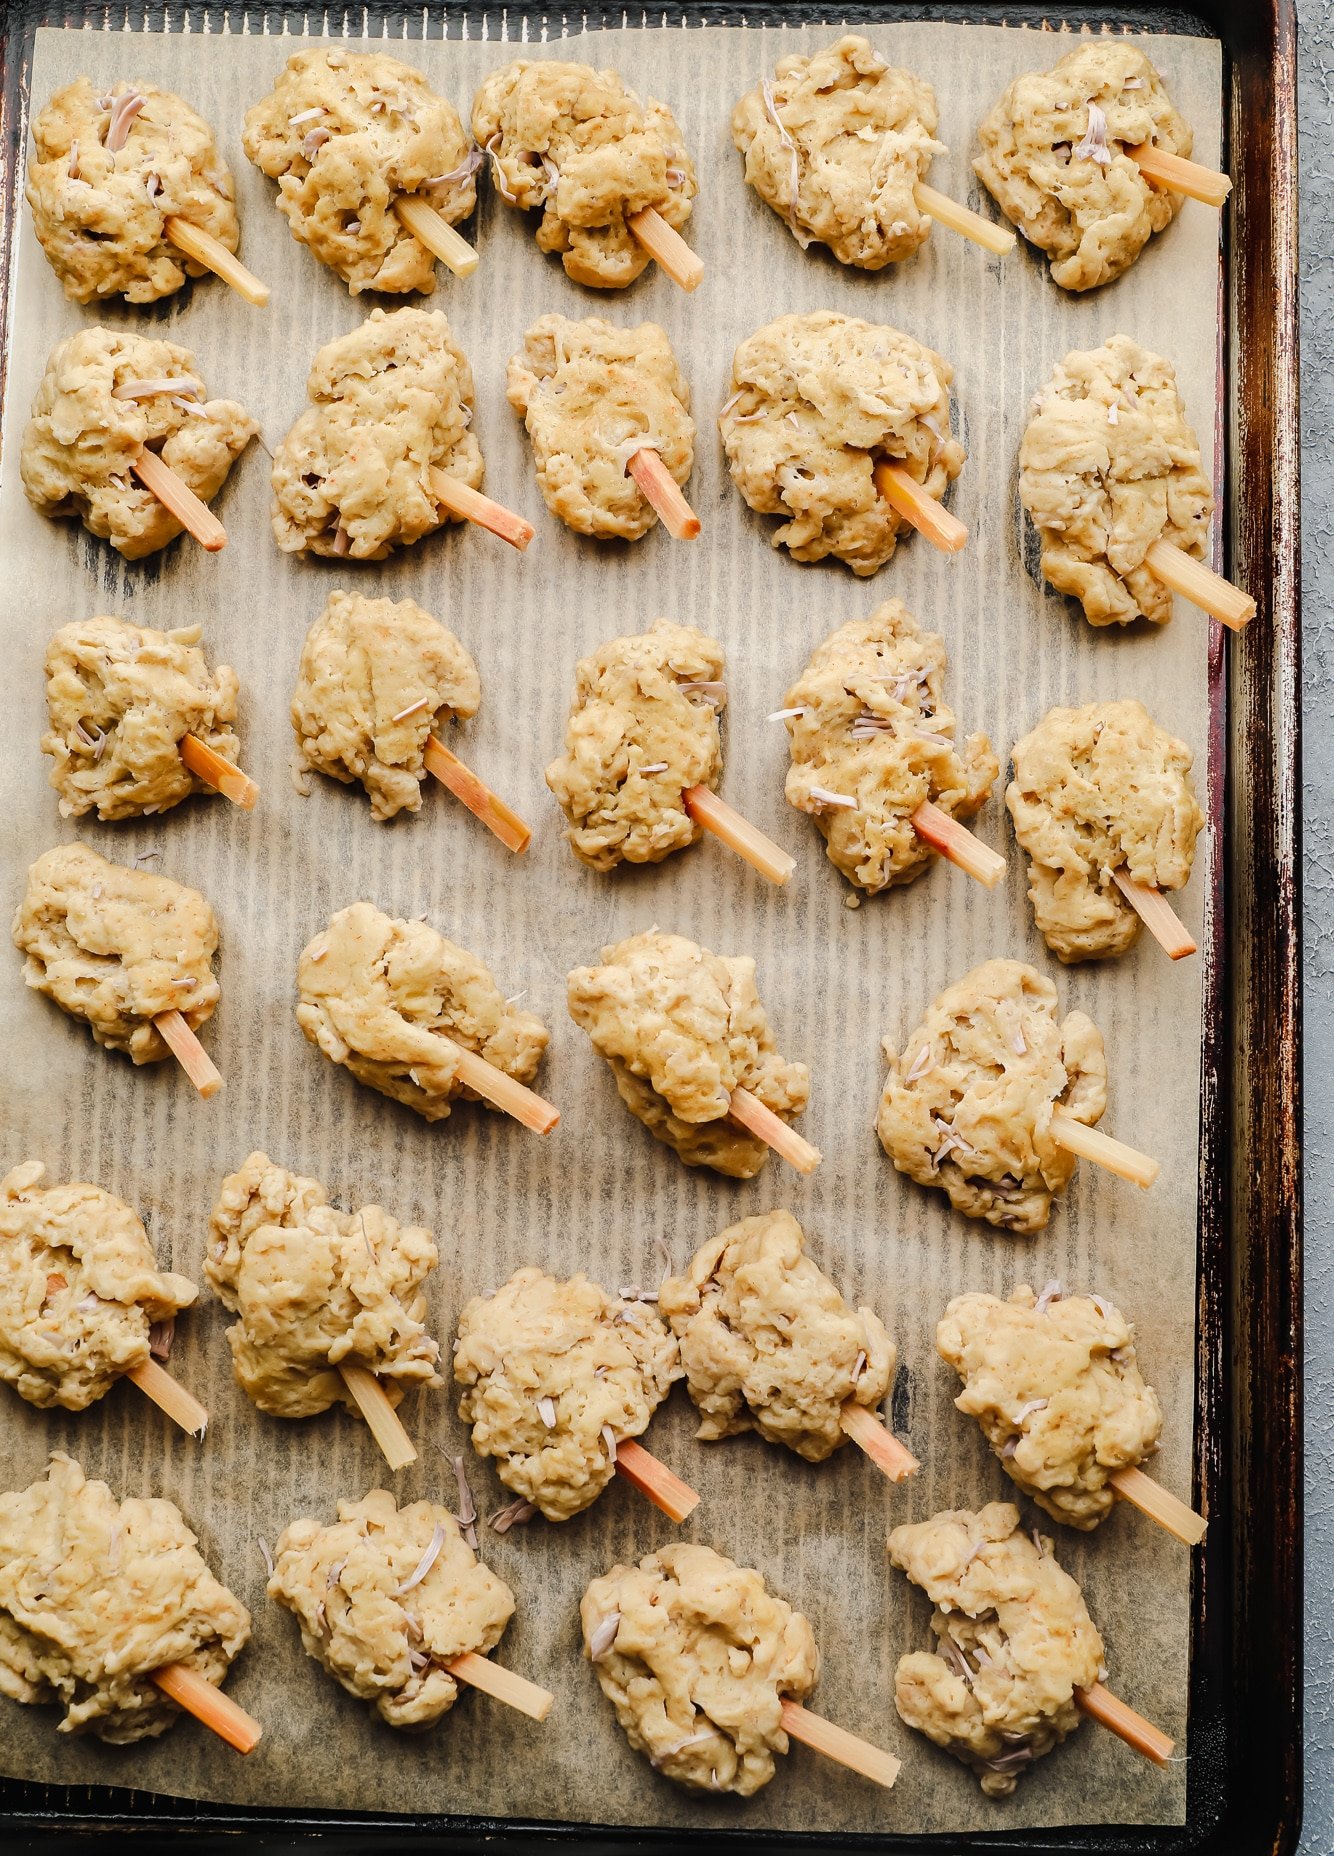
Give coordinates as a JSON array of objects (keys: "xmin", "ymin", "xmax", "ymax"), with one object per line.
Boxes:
[
  {"xmin": 1074, "ymin": 1681, "xmax": 1175, "ymax": 1765},
  {"xmin": 423, "ymin": 735, "xmax": 532, "ymax": 853},
  {"xmin": 909, "ymin": 800, "xmax": 1006, "ymax": 888},
  {"xmin": 912, "ymin": 182, "xmax": 1016, "ymax": 256},
  {"xmin": 446, "ymin": 1650, "xmax": 553, "ymax": 1720},
  {"xmin": 1143, "ymin": 538, "xmax": 1255, "ymax": 630},
  {"xmin": 682, "ymin": 786, "xmax": 795, "ymax": 886},
  {"xmin": 1126, "ymin": 142, "xmax": 1232, "ymax": 209},
  {"xmin": 149, "ymin": 1662, "xmax": 263, "ymax": 1753},
  {"xmin": 838, "ymin": 1403, "xmax": 920, "ymax": 1483},
  {"xmin": 1110, "ymin": 867, "xmax": 1197, "ymax": 960},
  {"xmin": 337, "ymin": 1362, "xmax": 418, "ymax": 1470},
  {"xmin": 1107, "ymin": 1463, "xmax": 1207, "ymax": 1546},
  {"xmin": 1049, "ymin": 1111, "xmax": 1160, "ymax": 1190},
  {"xmin": 443, "ymin": 1036, "xmax": 560, "ymax": 1134},
  {"xmin": 179, "ymin": 732, "xmax": 260, "ymax": 811},
  {"xmin": 426, "ymin": 465, "xmax": 535, "ymax": 552},
  {"xmin": 126, "ymin": 1356, "xmax": 209, "ymax": 1437},
  {"xmin": 727, "ymin": 1086, "xmax": 821, "ymax": 1175},
  {"xmin": 162, "ymin": 216, "xmax": 270, "ymax": 306},
  {"xmin": 625, "ymin": 206, "xmax": 704, "ymax": 291},
  {"xmin": 612, "ymin": 1437, "xmax": 701, "ymax": 1523},
  {"xmin": 872, "ymin": 460, "xmax": 968, "ymax": 554},
  {"xmin": 393, "ymin": 194, "xmax": 480, "ymax": 279},
  {"xmin": 779, "ymin": 1699, "xmax": 901, "ymax": 1790},
  {"xmin": 130, "ymin": 448, "xmax": 228, "ymax": 551},
  {"xmin": 153, "ymin": 1009, "xmax": 223, "ymax": 1098},
  {"xmin": 626, "ymin": 447, "xmax": 700, "ymax": 540}
]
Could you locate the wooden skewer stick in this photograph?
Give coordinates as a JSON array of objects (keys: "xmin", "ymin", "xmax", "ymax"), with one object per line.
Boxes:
[
  {"xmin": 179, "ymin": 733, "xmax": 259, "ymax": 811},
  {"xmin": 127, "ymin": 1356, "xmax": 209, "ymax": 1437},
  {"xmin": 1126, "ymin": 143, "xmax": 1232, "ymax": 209},
  {"xmin": 153, "ymin": 1010, "xmax": 222, "ymax": 1099},
  {"xmin": 337, "ymin": 1362, "xmax": 417, "ymax": 1470},
  {"xmin": 150, "ymin": 1664, "xmax": 263, "ymax": 1753},
  {"xmin": 613, "ymin": 1437, "xmax": 701, "ymax": 1523},
  {"xmin": 727, "ymin": 1087, "xmax": 821, "ymax": 1175},
  {"xmin": 779, "ymin": 1700, "xmax": 901, "ymax": 1790},
  {"xmin": 683, "ymin": 785, "xmax": 796, "ymax": 886},
  {"xmin": 162, "ymin": 216, "xmax": 270, "ymax": 306},
  {"xmin": 625, "ymin": 206, "xmax": 704, "ymax": 292},
  {"xmin": 873, "ymin": 460, "xmax": 968, "ymax": 554},
  {"xmin": 912, "ymin": 182, "xmax": 1016, "ymax": 256},
  {"xmin": 393, "ymin": 194, "xmax": 480, "ymax": 279},
  {"xmin": 626, "ymin": 447, "xmax": 700, "ymax": 540},
  {"xmin": 446, "ymin": 1651, "xmax": 553, "ymax": 1721},
  {"xmin": 1144, "ymin": 538, "xmax": 1255, "ymax": 631},
  {"xmin": 910, "ymin": 800, "xmax": 1006, "ymax": 888},
  {"xmin": 423, "ymin": 735, "xmax": 531, "ymax": 854},
  {"xmin": 1074, "ymin": 1682, "xmax": 1174, "ymax": 1766},
  {"xmin": 131, "ymin": 449, "xmax": 227, "ymax": 551},
  {"xmin": 425, "ymin": 466, "xmax": 535, "ymax": 553},
  {"xmin": 1108, "ymin": 1464, "xmax": 1207, "ymax": 1547},
  {"xmin": 838, "ymin": 1403, "xmax": 920, "ymax": 1483},
  {"xmin": 1049, "ymin": 1111, "xmax": 1160, "ymax": 1191},
  {"xmin": 1111, "ymin": 868, "xmax": 1197, "ymax": 961},
  {"xmin": 443, "ymin": 1036, "xmax": 560, "ymax": 1135}
]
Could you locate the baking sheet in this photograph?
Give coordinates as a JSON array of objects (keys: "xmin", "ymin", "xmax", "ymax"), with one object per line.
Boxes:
[{"xmin": 0, "ymin": 13, "xmax": 1222, "ymax": 1836}]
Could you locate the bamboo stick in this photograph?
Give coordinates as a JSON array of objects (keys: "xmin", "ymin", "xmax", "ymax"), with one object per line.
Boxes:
[
  {"xmin": 179, "ymin": 733, "xmax": 259, "ymax": 811},
  {"xmin": 727, "ymin": 1087, "xmax": 821, "ymax": 1175},
  {"xmin": 393, "ymin": 194, "xmax": 480, "ymax": 278},
  {"xmin": 626, "ymin": 447, "xmax": 700, "ymax": 540},
  {"xmin": 131, "ymin": 449, "xmax": 227, "ymax": 551},
  {"xmin": 162, "ymin": 216, "xmax": 269, "ymax": 306},
  {"xmin": 150, "ymin": 1663, "xmax": 263, "ymax": 1753},
  {"xmin": 625, "ymin": 206, "xmax": 704, "ymax": 291},
  {"xmin": 912, "ymin": 182, "xmax": 1016, "ymax": 255},
  {"xmin": 1108, "ymin": 1464, "xmax": 1207, "ymax": 1547},
  {"xmin": 127, "ymin": 1356, "xmax": 209, "ymax": 1437},
  {"xmin": 1126, "ymin": 143, "xmax": 1232, "ymax": 209},
  {"xmin": 682, "ymin": 785, "xmax": 796, "ymax": 886},
  {"xmin": 1144, "ymin": 538, "xmax": 1255, "ymax": 630},
  {"xmin": 1049, "ymin": 1111, "xmax": 1160, "ymax": 1190},
  {"xmin": 1110, "ymin": 868, "xmax": 1197, "ymax": 960},
  {"xmin": 838, "ymin": 1403, "xmax": 920, "ymax": 1483},
  {"xmin": 613, "ymin": 1437, "xmax": 701, "ymax": 1523},
  {"xmin": 153, "ymin": 1010, "xmax": 222, "ymax": 1099},
  {"xmin": 425, "ymin": 466, "xmax": 534, "ymax": 552},
  {"xmin": 446, "ymin": 1650, "xmax": 553, "ymax": 1721},
  {"xmin": 779, "ymin": 1700, "xmax": 901, "ymax": 1789},
  {"xmin": 337, "ymin": 1363, "xmax": 417, "ymax": 1470},
  {"xmin": 910, "ymin": 800, "xmax": 1006, "ymax": 888},
  {"xmin": 873, "ymin": 460, "xmax": 968, "ymax": 554},
  {"xmin": 423, "ymin": 735, "xmax": 531, "ymax": 853},
  {"xmin": 444, "ymin": 1037, "xmax": 560, "ymax": 1135},
  {"xmin": 1074, "ymin": 1682, "xmax": 1174, "ymax": 1765}
]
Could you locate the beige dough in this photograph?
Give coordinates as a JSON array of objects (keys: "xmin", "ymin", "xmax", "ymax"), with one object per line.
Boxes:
[
  {"xmin": 0, "ymin": 1161, "xmax": 195, "ymax": 1412},
  {"xmin": 27, "ymin": 78, "xmax": 241, "ymax": 304},
  {"xmin": 721, "ymin": 311, "xmax": 964, "ymax": 575},
  {"xmin": 243, "ymin": 47, "xmax": 476, "ymax": 295},
  {"xmin": 507, "ymin": 315, "xmax": 694, "ymax": 540},
  {"xmin": 733, "ymin": 37, "xmax": 942, "ymax": 267},
  {"xmin": 581, "ymin": 1542, "xmax": 819, "ymax": 1795},
  {"xmin": 20, "ymin": 327, "xmax": 255, "ymax": 560},
  {"xmin": 13, "ymin": 843, "xmax": 219, "ymax": 1066},
  {"xmin": 545, "ymin": 620, "xmax": 724, "ymax": 871},
  {"xmin": 269, "ymin": 1489, "xmax": 514, "ymax": 1727},
  {"xmin": 875, "ymin": 958, "xmax": 1106, "ymax": 1234},
  {"xmin": 270, "ymin": 307, "xmax": 482, "ymax": 560},
  {"xmin": 888, "ymin": 1502, "xmax": 1104, "ymax": 1796},
  {"xmin": 567, "ymin": 930, "xmax": 811, "ymax": 1180},
  {"xmin": 781, "ymin": 604, "xmax": 998, "ymax": 893},
  {"xmin": 1007, "ymin": 698, "xmax": 1204, "ymax": 962},
  {"xmin": 974, "ymin": 42, "xmax": 1191, "ymax": 292},
  {"xmin": 471, "ymin": 61, "xmax": 696, "ymax": 289},
  {"xmin": 453, "ymin": 1267, "xmax": 681, "ymax": 1522},
  {"xmin": 659, "ymin": 1210, "xmax": 893, "ymax": 1462},
  {"xmin": 0, "ymin": 1454, "xmax": 250, "ymax": 1743}
]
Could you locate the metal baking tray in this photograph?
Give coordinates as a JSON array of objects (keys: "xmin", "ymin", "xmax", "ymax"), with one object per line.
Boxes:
[{"xmin": 0, "ymin": 1, "xmax": 1301, "ymax": 1850}]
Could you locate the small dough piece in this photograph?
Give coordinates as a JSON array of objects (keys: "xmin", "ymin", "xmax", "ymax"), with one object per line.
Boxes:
[
  {"xmin": 782, "ymin": 604, "xmax": 998, "ymax": 894},
  {"xmin": 545, "ymin": 620, "xmax": 724, "ymax": 870},
  {"xmin": 43, "ymin": 614, "xmax": 241, "ymax": 822},
  {"xmin": 507, "ymin": 315, "xmax": 694, "ymax": 541},
  {"xmin": 13, "ymin": 844, "xmax": 219, "ymax": 1066},
  {"xmin": 0, "ymin": 1454, "xmax": 250, "ymax": 1743},
  {"xmin": 581, "ymin": 1543, "xmax": 819, "ymax": 1795},
  {"xmin": 296, "ymin": 902, "xmax": 547, "ymax": 1124},
  {"xmin": 875, "ymin": 959, "xmax": 1106, "ymax": 1234},
  {"xmin": 271, "ymin": 307, "xmax": 482, "ymax": 561},
  {"xmin": 567, "ymin": 931, "xmax": 810, "ymax": 1180},
  {"xmin": 472, "ymin": 61, "xmax": 697, "ymax": 290},
  {"xmin": 0, "ymin": 1161, "xmax": 196, "ymax": 1411},
  {"xmin": 269, "ymin": 1490, "xmax": 514, "ymax": 1728},
  {"xmin": 1020, "ymin": 335, "xmax": 1213, "ymax": 628},
  {"xmin": 732, "ymin": 37, "xmax": 942, "ymax": 268},
  {"xmin": 242, "ymin": 47, "xmax": 476, "ymax": 295},
  {"xmin": 888, "ymin": 1502, "xmax": 1104, "ymax": 1796},
  {"xmin": 659, "ymin": 1210, "xmax": 893, "ymax": 1462},
  {"xmin": 1007, "ymin": 699, "xmax": 1204, "ymax": 962},
  {"xmin": 453, "ymin": 1267, "xmax": 681, "ymax": 1522},
  {"xmin": 721, "ymin": 311, "xmax": 964, "ymax": 576},
  {"xmin": 206, "ymin": 1151, "xmax": 440, "ymax": 1418},
  {"xmin": 938, "ymin": 1284, "xmax": 1163, "ymax": 1530},
  {"xmin": 20, "ymin": 327, "xmax": 256, "ymax": 560},
  {"xmin": 27, "ymin": 79, "xmax": 241, "ymax": 305},
  {"xmin": 974, "ymin": 41, "xmax": 1191, "ymax": 292},
  {"xmin": 291, "ymin": 591, "xmax": 480, "ymax": 821}
]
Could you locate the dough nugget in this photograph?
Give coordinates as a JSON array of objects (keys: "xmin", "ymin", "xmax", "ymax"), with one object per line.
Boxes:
[
  {"xmin": 1020, "ymin": 335, "xmax": 1213, "ymax": 627},
  {"xmin": 13, "ymin": 844, "xmax": 219, "ymax": 1066},
  {"xmin": 271, "ymin": 308, "xmax": 482, "ymax": 560},
  {"xmin": 974, "ymin": 42, "xmax": 1192, "ymax": 292},
  {"xmin": 888, "ymin": 1502, "xmax": 1103, "ymax": 1796},
  {"xmin": 1007, "ymin": 699, "xmax": 1204, "ymax": 962},
  {"xmin": 567, "ymin": 930, "xmax": 810, "ymax": 1180},
  {"xmin": 454, "ymin": 1267, "xmax": 681, "ymax": 1522},
  {"xmin": 721, "ymin": 311, "xmax": 964, "ymax": 575},
  {"xmin": 0, "ymin": 1454, "xmax": 250, "ymax": 1743},
  {"xmin": 733, "ymin": 37, "xmax": 942, "ymax": 268},
  {"xmin": 291, "ymin": 591, "xmax": 480, "ymax": 821},
  {"xmin": 472, "ymin": 60, "xmax": 697, "ymax": 290},
  {"xmin": 206, "ymin": 1151, "xmax": 441, "ymax": 1419},
  {"xmin": 581, "ymin": 1543, "xmax": 819, "ymax": 1795},
  {"xmin": 782, "ymin": 604, "xmax": 998, "ymax": 893},
  {"xmin": 243, "ymin": 48, "xmax": 476, "ymax": 295},
  {"xmin": 269, "ymin": 1489, "xmax": 514, "ymax": 1728},
  {"xmin": 545, "ymin": 620, "xmax": 724, "ymax": 870},
  {"xmin": 507, "ymin": 315, "xmax": 694, "ymax": 540},
  {"xmin": 0, "ymin": 1161, "xmax": 196, "ymax": 1411},
  {"xmin": 659, "ymin": 1210, "xmax": 893, "ymax": 1462},
  {"xmin": 875, "ymin": 959, "xmax": 1106, "ymax": 1234},
  {"xmin": 27, "ymin": 79, "xmax": 241, "ymax": 304},
  {"xmin": 938, "ymin": 1283, "xmax": 1163, "ymax": 1530},
  {"xmin": 43, "ymin": 615, "xmax": 241, "ymax": 822},
  {"xmin": 20, "ymin": 328, "xmax": 255, "ymax": 560},
  {"xmin": 296, "ymin": 902, "xmax": 547, "ymax": 1123}
]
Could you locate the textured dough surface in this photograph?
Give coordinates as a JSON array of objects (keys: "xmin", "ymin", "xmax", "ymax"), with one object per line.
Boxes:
[
  {"xmin": 454, "ymin": 1268, "xmax": 681, "ymax": 1521},
  {"xmin": 581, "ymin": 1542, "xmax": 819, "ymax": 1795},
  {"xmin": 721, "ymin": 311, "xmax": 964, "ymax": 575},
  {"xmin": 0, "ymin": 1454, "xmax": 250, "ymax": 1743},
  {"xmin": 889, "ymin": 1502, "xmax": 1104, "ymax": 1795},
  {"xmin": 567, "ymin": 930, "xmax": 810, "ymax": 1179},
  {"xmin": 876, "ymin": 959, "xmax": 1106, "ymax": 1234}
]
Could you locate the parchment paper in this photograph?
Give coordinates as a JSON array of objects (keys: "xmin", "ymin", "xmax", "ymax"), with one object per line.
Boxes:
[{"xmin": 0, "ymin": 13, "xmax": 1222, "ymax": 1835}]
